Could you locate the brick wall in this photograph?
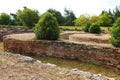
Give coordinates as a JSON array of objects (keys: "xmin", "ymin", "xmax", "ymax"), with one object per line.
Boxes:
[{"xmin": 3, "ymin": 36, "xmax": 120, "ymax": 71}]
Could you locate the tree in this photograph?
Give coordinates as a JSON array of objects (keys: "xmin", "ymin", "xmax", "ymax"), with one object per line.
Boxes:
[
  {"xmin": 0, "ymin": 13, "xmax": 11, "ymax": 25},
  {"xmin": 108, "ymin": 9, "xmax": 114, "ymax": 25},
  {"xmin": 10, "ymin": 13, "xmax": 22, "ymax": 26},
  {"xmin": 99, "ymin": 12, "xmax": 112, "ymax": 27},
  {"xmin": 17, "ymin": 7, "xmax": 39, "ymax": 28},
  {"xmin": 110, "ymin": 18, "xmax": 120, "ymax": 47},
  {"xmin": 34, "ymin": 12, "xmax": 60, "ymax": 40},
  {"xmin": 113, "ymin": 6, "xmax": 120, "ymax": 21},
  {"xmin": 75, "ymin": 14, "xmax": 89, "ymax": 26},
  {"xmin": 64, "ymin": 8, "xmax": 76, "ymax": 26},
  {"xmin": 47, "ymin": 8, "xmax": 64, "ymax": 26},
  {"xmin": 90, "ymin": 15, "xmax": 99, "ymax": 24}
]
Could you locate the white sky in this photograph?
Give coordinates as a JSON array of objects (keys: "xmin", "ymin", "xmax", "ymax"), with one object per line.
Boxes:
[{"xmin": 0, "ymin": 0, "xmax": 119, "ymax": 17}]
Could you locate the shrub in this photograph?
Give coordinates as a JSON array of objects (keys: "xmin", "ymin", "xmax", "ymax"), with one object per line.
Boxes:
[
  {"xmin": 0, "ymin": 13, "xmax": 11, "ymax": 25},
  {"xmin": 89, "ymin": 23, "xmax": 101, "ymax": 34},
  {"xmin": 110, "ymin": 18, "xmax": 120, "ymax": 47},
  {"xmin": 34, "ymin": 12, "xmax": 60, "ymax": 40},
  {"xmin": 83, "ymin": 23, "xmax": 91, "ymax": 32}
]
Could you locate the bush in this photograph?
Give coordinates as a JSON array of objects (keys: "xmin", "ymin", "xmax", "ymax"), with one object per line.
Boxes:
[
  {"xmin": 110, "ymin": 18, "xmax": 120, "ymax": 47},
  {"xmin": 0, "ymin": 13, "xmax": 11, "ymax": 25},
  {"xmin": 83, "ymin": 23, "xmax": 91, "ymax": 32},
  {"xmin": 34, "ymin": 12, "xmax": 60, "ymax": 40},
  {"xmin": 89, "ymin": 23, "xmax": 101, "ymax": 34}
]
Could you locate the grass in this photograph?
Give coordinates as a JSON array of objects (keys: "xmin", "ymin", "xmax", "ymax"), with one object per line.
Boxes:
[
  {"xmin": 34, "ymin": 56, "xmax": 120, "ymax": 80},
  {"xmin": 0, "ymin": 42, "xmax": 4, "ymax": 51},
  {"xmin": 0, "ymin": 25, "xmax": 111, "ymax": 32},
  {"xmin": 101, "ymin": 26, "xmax": 111, "ymax": 31},
  {"xmin": 0, "ymin": 25, "xmax": 26, "ymax": 28},
  {"xmin": 59, "ymin": 26, "xmax": 111, "ymax": 32},
  {"xmin": 59, "ymin": 26, "xmax": 82, "ymax": 31}
]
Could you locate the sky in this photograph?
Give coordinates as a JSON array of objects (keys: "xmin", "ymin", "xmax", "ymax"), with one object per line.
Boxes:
[{"xmin": 0, "ymin": 0, "xmax": 119, "ymax": 17}]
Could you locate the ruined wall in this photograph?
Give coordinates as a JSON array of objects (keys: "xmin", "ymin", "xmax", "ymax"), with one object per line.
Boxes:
[
  {"xmin": 0, "ymin": 28, "xmax": 33, "ymax": 41},
  {"xmin": 3, "ymin": 36, "xmax": 120, "ymax": 71}
]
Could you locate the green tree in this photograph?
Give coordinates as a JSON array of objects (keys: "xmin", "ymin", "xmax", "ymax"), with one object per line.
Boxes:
[
  {"xmin": 113, "ymin": 6, "xmax": 120, "ymax": 21},
  {"xmin": 75, "ymin": 14, "xmax": 89, "ymax": 26},
  {"xmin": 47, "ymin": 8, "xmax": 64, "ymax": 26},
  {"xmin": 108, "ymin": 9, "xmax": 114, "ymax": 25},
  {"xmin": 99, "ymin": 12, "xmax": 112, "ymax": 27},
  {"xmin": 90, "ymin": 15, "xmax": 99, "ymax": 24},
  {"xmin": 34, "ymin": 12, "xmax": 60, "ymax": 40},
  {"xmin": 0, "ymin": 13, "xmax": 11, "ymax": 25},
  {"xmin": 10, "ymin": 13, "xmax": 22, "ymax": 26},
  {"xmin": 17, "ymin": 7, "xmax": 39, "ymax": 28},
  {"xmin": 110, "ymin": 18, "xmax": 120, "ymax": 47},
  {"xmin": 64, "ymin": 8, "xmax": 76, "ymax": 26}
]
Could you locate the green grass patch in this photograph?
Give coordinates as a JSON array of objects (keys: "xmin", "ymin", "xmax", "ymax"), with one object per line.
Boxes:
[
  {"xmin": 59, "ymin": 26, "xmax": 82, "ymax": 31},
  {"xmin": 0, "ymin": 25, "xmax": 26, "ymax": 28},
  {"xmin": 59, "ymin": 26, "xmax": 111, "ymax": 31},
  {"xmin": 101, "ymin": 26, "xmax": 111, "ymax": 31}
]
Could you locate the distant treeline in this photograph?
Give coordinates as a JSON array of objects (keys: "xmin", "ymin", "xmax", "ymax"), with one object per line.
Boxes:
[{"xmin": 0, "ymin": 6, "xmax": 120, "ymax": 28}]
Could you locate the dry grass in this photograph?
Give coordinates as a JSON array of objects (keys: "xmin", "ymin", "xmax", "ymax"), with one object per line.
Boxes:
[
  {"xmin": 0, "ymin": 42, "xmax": 4, "ymax": 51},
  {"xmin": 0, "ymin": 51, "xmax": 85, "ymax": 80},
  {"xmin": 34, "ymin": 56, "xmax": 120, "ymax": 80}
]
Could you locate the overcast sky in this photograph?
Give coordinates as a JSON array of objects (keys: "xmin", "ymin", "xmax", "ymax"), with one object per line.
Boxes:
[{"xmin": 0, "ymin": 0, "xmax": 119, "ymax": 17}]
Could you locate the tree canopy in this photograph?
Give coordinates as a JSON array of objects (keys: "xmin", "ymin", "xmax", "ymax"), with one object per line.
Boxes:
[
  {"xmin": 17, "ymin": 7, "xmax": 39, "ymax": 28},
  {"xmin": 0, "ymin": 13, "xmax": 11, "ymax": 25},
  {"xmin": 64, "ymin": 8, "xmax": 76, "ymax": 26},
  {"xmin": 99, "ymin": 12, "xmax": 112, "ymax": 27},
  {"xmin": 47, "ymin": 8, "xmax": 64, "ymax": 26},
  {"xmin": 75, "ymin": 14, "xmax": 89, "ymax": 26}
]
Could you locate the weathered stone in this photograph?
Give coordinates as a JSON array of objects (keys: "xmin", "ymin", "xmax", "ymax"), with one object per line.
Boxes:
[
  {"xmin": 0, "ymin": 51, "xmax": 114, "ymax": 80},
  {"xmin": 3, "ymin": 33, "xmax": 120, "ymax": 71}
]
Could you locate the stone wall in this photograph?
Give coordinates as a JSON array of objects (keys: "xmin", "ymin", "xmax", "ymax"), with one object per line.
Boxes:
[{"xmin": 3, "ymin": 35, "xmax": 120, "ymax": 71}]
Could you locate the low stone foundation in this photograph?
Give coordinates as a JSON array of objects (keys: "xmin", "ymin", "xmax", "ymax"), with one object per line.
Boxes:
[
  {"xmin": 3, "ymin": 33, "xmax": 120, "ymax": 71},
  {"xmin": 0, "ymin": 27, "xmax": 33, "ymax": 41},
  {"xmin": 69, "ymin": 34, "xmax": 110, "ymax": 44}
]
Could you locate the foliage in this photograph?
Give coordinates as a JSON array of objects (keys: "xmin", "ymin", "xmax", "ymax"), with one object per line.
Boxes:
[
  {"xmin": 110, "ymin": 18, "xmax": 120, "ymax": 47},
  {"xmin": 75, "ymin": 14, "xmax": 89, "ymax": 26},
  {"xmin": 99, "ymin": 12, "xmax": 112, "ymax": 27},
  {"xmin": 17, "ymin": 7, "xmax": 39, "ymax": 28},
  {"xmin": 60, "ymin": 26, "xmax": 82, "ymax": 31},
  {"xmin": 108, "ymin": 9, "xmax": 115, "ymax": 25},
  {"xmin": 90, "ymin": 15, "xmax": 99, "ymax": 24},
  {"xmin": 0, "ymin": 13, "xmax": 11, "ymax": 25},
  {"xmin": 83, "ymin": 23, "xmax": 91, "ymax": 32},
  {"xmin": 34, "ymin": 12, "xmax": 60, "ymax": 40},
  {"xmin": 10, "ymin": 13, "xmax": 22, "ymax": 26},
  {"xmin": 64, "ymin": 8, "xmax": 76, "ymax": 26},
  {"xmin": 113, "ymin": 6, "xmax": 120, "ymax": 21},
  {"xmin": 89, "ymin": 23, "xmax": 101, "ymax": 34},
  {"xmin": 47, "ymin": 8, "xmax": 64, "ymax": 26}
]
